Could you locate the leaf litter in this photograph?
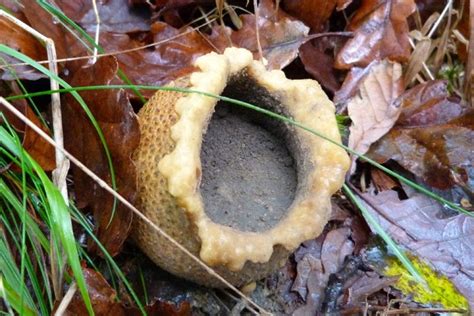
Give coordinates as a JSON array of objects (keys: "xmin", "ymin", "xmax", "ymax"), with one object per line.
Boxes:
[
  {"xmin": 0, "ymin": 0, "xmax": 473, "ymax": 314},
  {"xmin": 62, "ymin": 56, "xmax": 139, "ymax": 256}
]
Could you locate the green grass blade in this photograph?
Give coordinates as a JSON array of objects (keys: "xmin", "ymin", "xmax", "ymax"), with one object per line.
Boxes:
[
  {"xmin": 0, "ymin": 126, "xmax": 94, "ymax": 315},
  {"xmin": 0, "ymin": 276, "xmax": 36, "ymax": 316}
]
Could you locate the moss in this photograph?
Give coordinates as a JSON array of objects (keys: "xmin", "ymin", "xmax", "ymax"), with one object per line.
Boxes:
[{"xmin": 385, "ymin": 256, "xmax": 468, "ymax": 310}]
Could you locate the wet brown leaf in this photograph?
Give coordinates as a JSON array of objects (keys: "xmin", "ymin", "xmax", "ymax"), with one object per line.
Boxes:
[
  {"xmin": 281, "ymin": 0, "xmax": 337, "ymax": 32},
  {"xmin": 56, "ymin": 0, "xmax": 150, "ymax": 33},
  {"xmin": 335, "ymin": 0, "xmax": 416, "ymax": 69},
  {"xmin": 99, "ymin": 22, "xmax": 213, "ymax": 98},
  {"xmin": 61, "ymin": 268, "xmax": 125, "ymax": 316},
  {"xmin": 0, "ymin": 16, "xmax": 47, "ymax": 80},
  {"xmin": 208, "ymin": 0, "xmax": 309, "ymax": 70},
  {"xmin": 21, "ymin": 1, "xmax": 78, "ymax": 60},
  {"xmin": 299, "ymin": 40, "xmax": 341, "ymax": 93},
  {"xmin": 368, "ymin": 80, "xmax": 473, "ymax": 190},
  {"xmin": 346, "ymin": 60, "xmax": 404, "ymax": 173},
  {"xmin": 0, "ymin": 97, "xmax": 56, "ymax": 171},
  {"xmin": 360, "ymin": 188, "xmax": 474, "ymax": 310},
  {"xmin": 63, "ymin": 56, "xmax": 138, "ymax": 256}
]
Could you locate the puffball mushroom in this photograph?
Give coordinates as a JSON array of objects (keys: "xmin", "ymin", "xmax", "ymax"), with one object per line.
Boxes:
[{"xmin": 133, "ymin": 48, "xmax": 349, "ymax": 287}]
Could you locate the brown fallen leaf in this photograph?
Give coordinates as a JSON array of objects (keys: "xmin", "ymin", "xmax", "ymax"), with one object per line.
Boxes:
[
  {"xmin": 0, "ymin": 16, "xmax": 47, "ymax": 80},
  {"xmin": 21, "ymin": 1, "xmax": 78, "ymax": 60},
  {"xmin": 281, "ymin": 0, "xmax": 337, "ymax": 32},
  {"xmin": 346, "ymin": 60, "xmax": 404, "ymax": 173},
  {"xmin": 208, "ymin": 0, "xmax": 309, "ymax": 70},
  {"xmin": 63, "ymin": 56, "xmax": 138, "ymax": 256},
  {"xmin": 99, "ymin": 22, "xmax": 213, "ymax": 98},
  {"xmin": 299, "ymin": 39, "xmax": 341, "ymax": 93},
  {"xmin": 59, "ymin": 268, "xmax": 125, "ymax": 316},
  {"xmin": 0, "ymin": 96, "xmax": 55, "ymax": 171},
  {"xmin": 368, "ymin": 80, "xmax": 473, "ymax": 190},
  {"xmin": 359, "ymin": 187, "xmax": 474, "ymax": 310},
  {"xmin": 335, "ymin": 0, "xmax": 416, "ymax": 69}
]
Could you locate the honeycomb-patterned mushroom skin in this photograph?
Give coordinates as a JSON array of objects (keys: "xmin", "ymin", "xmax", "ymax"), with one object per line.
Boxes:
[{"xmin": 133, "ymin": 48, "xmax": 350, "ymax": 287}]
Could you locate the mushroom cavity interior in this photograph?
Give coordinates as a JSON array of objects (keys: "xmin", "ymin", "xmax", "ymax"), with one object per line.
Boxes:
[{"xmin": 200, "ymin": 71, "xmax": 298, "ymax": 233}]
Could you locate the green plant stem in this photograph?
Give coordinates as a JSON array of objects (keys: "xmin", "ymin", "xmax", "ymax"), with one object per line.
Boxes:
[{"xmin": 6, "ymin": 84, "xmax": 471, "ymax": 217}]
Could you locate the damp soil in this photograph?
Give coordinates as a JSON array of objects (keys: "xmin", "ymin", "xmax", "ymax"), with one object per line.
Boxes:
[{"xmin": 200, "ymin": 101, "xmax": 297, "ymax": 233}]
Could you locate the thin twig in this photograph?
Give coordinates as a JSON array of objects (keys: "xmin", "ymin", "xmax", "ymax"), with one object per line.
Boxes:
[
  {"xmin": 0, "ymin": 96, "xmax": 271, "ymax": 316},
  {"xmin": 53, "ymin": 282, "xmax": 77, "ymax": 316},
  {"xmin": 427, "ymin": 0, "xmax": 454, "ymax": 38},
  {"xmin": 91, "ymin": 0, "xmax": 100, "ymax": 64}
]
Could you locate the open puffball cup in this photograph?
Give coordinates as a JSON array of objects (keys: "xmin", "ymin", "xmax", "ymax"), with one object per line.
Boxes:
[{"xmin": 133, "ymin": 48, "xmax": 350, "ymax": 287}]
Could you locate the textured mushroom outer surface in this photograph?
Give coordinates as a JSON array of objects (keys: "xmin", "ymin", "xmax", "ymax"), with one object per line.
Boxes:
[{"xmin": 133, "ymin": 48, "xmax": 350, "ymax": 287}]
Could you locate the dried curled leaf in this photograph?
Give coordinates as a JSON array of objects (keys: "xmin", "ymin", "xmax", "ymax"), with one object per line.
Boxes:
[
  {"xmin": 347, "ymin": 60, "xmax": 404, "ymax": 173},
  {"xmin": 335, "ymin": 0, "xmax": 416, "ymax": 69},
  {"xmin": 63, "ymin": 56, "xmax": 139, "ymax": 256},
  {"xmin": 368, "ymin": 80, "xmax": 474, "ymax": 190}
]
